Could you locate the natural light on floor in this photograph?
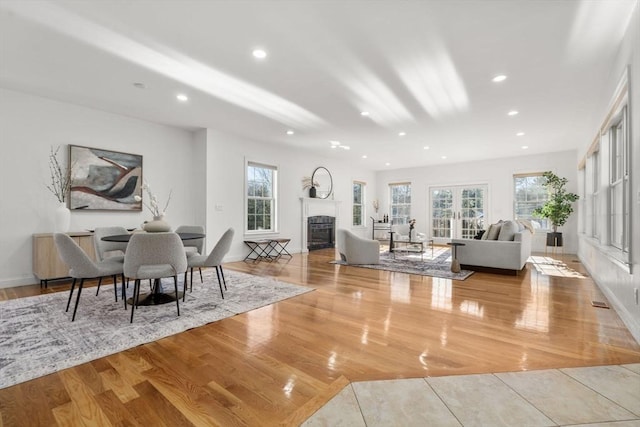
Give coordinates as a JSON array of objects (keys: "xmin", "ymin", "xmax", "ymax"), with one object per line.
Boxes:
[{"xmin": 528, "ymin": 255, "xmax": 588, "ymax": 279}]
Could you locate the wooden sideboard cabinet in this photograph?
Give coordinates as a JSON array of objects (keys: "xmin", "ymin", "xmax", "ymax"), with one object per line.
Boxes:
[{"xmin": 33, "ymin": 232, "xmax": 96, "ymax": 287}]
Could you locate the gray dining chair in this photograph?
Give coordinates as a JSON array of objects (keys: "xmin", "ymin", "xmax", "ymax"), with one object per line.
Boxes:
[
  {"xmin": 54, "ymin": 233, "xmax": 125, "ymax": 321},
  {"xmin": 124, "ymin": 232, "xmax": 188, "ymax": 323},
  {"xmin": 186, "ymin": 228, "xmax": 234, "ymax": 300},
  {"xmin": 93, "ymin": 226, "xmax": 129, "ymax": 296},
  {"xmin": 175, "ymin": 224, "xmax": 205, "ymax": 282}
]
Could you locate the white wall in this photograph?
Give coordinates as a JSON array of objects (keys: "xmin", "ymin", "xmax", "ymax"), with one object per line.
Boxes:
[
  {"xmin": 576, "ymin": 3, "xmax": 640, "ymax": 343},
  {"xmin": 0, "ymin": 89, "xmax": 202, "ymax": 287},
  {"xmin": 201, "ymin": 128, "xmax": 376, "ymax": 260},
  {"xmin": 375, "ymin": 150, "xmax": 579, "ymax": 253}
]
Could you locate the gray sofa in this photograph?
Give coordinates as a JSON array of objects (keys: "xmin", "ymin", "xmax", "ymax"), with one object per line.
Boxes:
[{"xmin": 451, "ymin": 220, "xmax": 533, "ymax": 273}]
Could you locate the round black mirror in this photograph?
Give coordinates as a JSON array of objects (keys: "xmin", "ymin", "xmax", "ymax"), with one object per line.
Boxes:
[{"xmin": 311, "ymin": 167, "xmax": 333, "ymax": 199}]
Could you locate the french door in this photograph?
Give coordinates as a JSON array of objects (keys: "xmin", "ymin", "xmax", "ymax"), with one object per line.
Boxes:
[{"xmin": 430, "ymin": 184, "xmax": 487, "ymax": 244}]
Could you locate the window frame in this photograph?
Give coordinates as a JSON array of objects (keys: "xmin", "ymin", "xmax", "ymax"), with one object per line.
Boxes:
[
  {"xmin": 352, "ymin": 180, "xmax": 366, "ymax": 227},
  {"xmin": 513, "ymin": 173, "xmax": 550, "ymax": 230},
  {"xmin": 389, "ymin": 182, "xmax": 411, "ymax": 224},
  {"xmin": 608, "ymin": 106, "xmax": 628, "ymax": 251},
  {"xmin": 245, "ymin": 160, "xmax": 278, "ymax": 234}
]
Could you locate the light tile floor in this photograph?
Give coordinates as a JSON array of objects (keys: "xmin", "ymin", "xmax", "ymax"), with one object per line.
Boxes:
[{"xmin": 303, "ymin": 364, "xmax": 640, "ymax": 427}]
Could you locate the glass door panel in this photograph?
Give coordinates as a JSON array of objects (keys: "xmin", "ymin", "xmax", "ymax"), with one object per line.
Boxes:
[{"xmin": 430, "ymin": 185, "xmax": 487, "ymax": 243}]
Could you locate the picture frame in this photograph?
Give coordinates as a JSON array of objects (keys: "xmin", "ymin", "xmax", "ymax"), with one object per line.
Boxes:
[{"xmin": 69, "ymin": 145, "xmax": 143, "ymax": 211}]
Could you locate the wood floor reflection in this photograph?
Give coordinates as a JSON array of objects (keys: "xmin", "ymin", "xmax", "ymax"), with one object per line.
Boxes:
[{"xmin": 1, "ymin": 248, "xmax": 639, "ymax": 426}]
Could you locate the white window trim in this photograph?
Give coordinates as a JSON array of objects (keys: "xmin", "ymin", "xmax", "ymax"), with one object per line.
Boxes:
[
  {"xmin": 244, "ymin": 158, "xmax": 279, "ymax": 236},
  {"xmin": 352, "ymin": 180, "xmax": 366, "ymax": 228}
]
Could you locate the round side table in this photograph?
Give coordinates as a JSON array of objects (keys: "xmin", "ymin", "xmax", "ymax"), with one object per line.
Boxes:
[{"xmin": 446, "ymin": 242, "xmax": 466, "ymax": 273}]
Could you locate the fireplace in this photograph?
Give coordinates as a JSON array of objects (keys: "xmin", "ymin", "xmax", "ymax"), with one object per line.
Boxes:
[{"xmin": 307, "ymin": 215, "xmax": 335, "ymax": 251}]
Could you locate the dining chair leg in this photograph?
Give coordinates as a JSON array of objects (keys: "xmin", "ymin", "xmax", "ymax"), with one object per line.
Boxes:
[
  {"xmin": 113, "ymin": 275, "xmax": 118, "ymax": 302},
  {"xmin": 183, "ymin": 272, "xmax": 188, "ymax": 302},
  {"xmin": 130, "ymin": 279, "xmax": 139, "ymax": 323},
  {"xmin": 215, "ymin": 267, "xmax": 224, "ymax": 299},
  {"xmin": 95, "ymin": 277, "xmax": 102, "ymax": 296},
  {"xmin": 199, "ymin": 267, "xmax": 203, "ymax": 283},
  {"xmin": 190, "ymin": 268, "xmax": 194, "ymax": 292},
  {"xmin": 173, "ymin": 276, "xmax": 180, "ymax": 316},
  {"xmin": 66, "ymin": 278, "xmax": 77, "ymax": 312},
  {"xmin": 121, "ymin": 274, "xmax": 127, "ymax": 309},
  {"xmin": 220, "ymin": 266, "xmax": 227, "ymax": 290},
  {"xmin": 72, "ymin": 278, "xmax": 85, "ymax": 322}
]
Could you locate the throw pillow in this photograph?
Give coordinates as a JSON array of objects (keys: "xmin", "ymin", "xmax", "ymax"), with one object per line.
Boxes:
[
  {"xmin": 498, "ymin": 220, "xmax": 518, "ymax": 241},
  {"xmin": 486, "ymin": 223, "xmax": 502, "ymax": 240},
  {"xmin": 481, "ymin": 225, "xmax": 491, "ymax": 240},
  {"xmin": 474, "ymin": 230, "xmax": 486, "ymax": 240}
]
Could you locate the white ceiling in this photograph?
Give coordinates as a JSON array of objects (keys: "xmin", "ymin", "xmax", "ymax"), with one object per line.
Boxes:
[{"xmin": 0, "ymin": 0, "xmax": 636, "ymax": 170}]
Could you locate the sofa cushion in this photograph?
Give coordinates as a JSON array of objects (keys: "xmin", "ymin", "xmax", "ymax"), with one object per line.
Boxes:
[
  {"xmin": 481, "ymin": 225, "xmax": 491, "ymax": 240},
  {"xmin": 486, "ymin": 223, "xmax": 502, "ymax": 240},
  {"xmin": 498, "ymin": 220, "xmax": 518, "ymax": 241}
]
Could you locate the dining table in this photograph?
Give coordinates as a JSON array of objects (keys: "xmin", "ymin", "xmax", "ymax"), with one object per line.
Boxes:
[{"xmin": 101, "ymin": 232, "xmax": 205, "ymax": 306}]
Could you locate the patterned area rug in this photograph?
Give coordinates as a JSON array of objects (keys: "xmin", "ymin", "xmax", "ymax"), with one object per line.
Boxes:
[
  {"xmin": 331, "ymin": 248, "xmax": 474, "ymax": 280},
  {"xmin": 0, "ymin": 270, "xmax": 311, "ymax": 389}
]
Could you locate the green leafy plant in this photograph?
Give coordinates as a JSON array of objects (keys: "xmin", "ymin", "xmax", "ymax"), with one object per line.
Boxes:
[{"xmin": 532, "ymin": 171, "xmax": 579, "ymax": 232}]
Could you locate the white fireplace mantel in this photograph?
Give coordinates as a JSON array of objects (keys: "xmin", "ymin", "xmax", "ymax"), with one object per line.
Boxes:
[{"xmin": 300, "ymin": 197, "xmax": 341, "ymax": 253}]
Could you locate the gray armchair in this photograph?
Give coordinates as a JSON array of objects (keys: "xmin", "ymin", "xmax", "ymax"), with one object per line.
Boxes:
[
  {"xmin": 54, "ymin": 233, "xmax": 125, "ymax": 321},
  {"xmin": 186, "ymin": 228, "xmax": 234, "ymax": 299},
  {"xmin": 93, "ymin": 226, "xmax": 128, "ymax": 296},
  {"xmin": 336, "ymin": 229, "xmax": 380, "ymax": 265},
  {"xmin": 124, "ymin": 233, "xmax": 188, "ymax": 323}
]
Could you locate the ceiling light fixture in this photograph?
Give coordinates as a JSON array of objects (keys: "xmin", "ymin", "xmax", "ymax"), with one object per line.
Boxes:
[
  {"xmin": 522, "ymin": 145, "xmax": 529, "ymax": 149},
  {"xmin": 398, "ymin": 132, "xmax": 406, "ymax": 136},
  {"xmin": 340, "ymin": 145, "xmax": 351, "ymax": 150},
  {"xmin": 441, "ymin": 156, "xmax": 447, "ymax": 159},
  {"xmin": 385, "ymin": 162, "xmax": 391, "ymax": 166},
  {"xmin": 423, "ymin": 146, "xmax": 430, "ymax": 150},
  {"xmin": 286, "ymin": 130, "xmax": 294, "ymax": 135},
  {"xmin": 252, "ymin": 49, "xmax": 267, "ymax": 59},
  {"xmin": 516, "ymin": 132, "xmax": 525, "ymax": 136},
  {"xmin": 508, "ymin": 110, "xmax": 519, "ymax": 116},
  {"xmin": 176, "ymin": 94, "xmax": 189, "ymax": 102},
  {"xmin": 360, "ymin": 111, "xmax": 370, "ymax": 116},
  {"xmin": 492, "ymin": 75, "xmax": 507, "ymax": 82},
  {"xmin": 330, "ymin": 140, "xmax": 341, "ymax": 146},
  {"xmin": 362, "ymin": 155, "xmax": 368, "ymax": 159}
]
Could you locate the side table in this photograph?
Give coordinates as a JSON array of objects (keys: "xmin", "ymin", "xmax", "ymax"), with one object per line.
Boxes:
[{"xmin": 447, "ymin": 242, "xmax": 466, "ymax": 273}]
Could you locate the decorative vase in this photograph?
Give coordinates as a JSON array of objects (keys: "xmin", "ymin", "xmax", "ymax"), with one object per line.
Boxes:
[
  {"xmin": 309, "ymin": 186, "xmax": 317, "ymax": 198},
  {"xmin": 143, "ymin": 215, "xmax": 171, "ymax": 232},
  {"xmin": 54, "ymin": 202, "xmax": 70, "ymax": 232}
]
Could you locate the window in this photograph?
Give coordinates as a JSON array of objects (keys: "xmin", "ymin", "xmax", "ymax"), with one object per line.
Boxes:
[
  {"xmin": 513, "ymin": 174, "xmax": 549, "ymax": 229},
  {"xmin": 592, "ymin": 150, "xmax": 600, "ymax": 239},
  {"xmin": 246, "ymin": 161, "xmax": 277, "ymax": 232},
  {"xmin": 352, "ymin": 181, "xmax": 365, "ymax": 227},
  {"xmin": 390, "ymin": 183, "xmax": 411, "ymax": 224},
  {"xmin": 609, "ymin": 106, "xmax": 628, "ymax": 250}
]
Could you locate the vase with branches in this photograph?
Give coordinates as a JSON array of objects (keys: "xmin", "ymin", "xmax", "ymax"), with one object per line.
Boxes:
[{"xmin": 45, "ymin": 145, "xmax": 72, "ymax": 204}]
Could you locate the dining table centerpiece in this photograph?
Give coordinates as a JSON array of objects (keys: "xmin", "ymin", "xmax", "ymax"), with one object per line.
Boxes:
[{"xmin": 134, "ymin": 182, "xmax": 172, "ymax": 232}]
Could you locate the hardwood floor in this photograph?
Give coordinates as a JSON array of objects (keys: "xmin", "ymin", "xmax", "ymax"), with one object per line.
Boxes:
[{"xmin": 1, "ymin": 249, "xmax": 639, "ymax": 426}]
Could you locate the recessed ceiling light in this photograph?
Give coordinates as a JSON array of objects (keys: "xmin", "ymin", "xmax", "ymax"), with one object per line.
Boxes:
[
  {"xmin": 341, "ymin": 145, "xmax": 351, "ymax": 150},
  {"xmin": 330, "ymin": 140, "xmax": 341, "ymax": 146},
  {"xmin": 176, "ymin": 94, "xmax": 189, "ymax": 102},
  {"xmin": 360, "ymin": 111, "xmax": 370, "ymax": 116},
  {"xmin": 507, "ymin": 110, "xmax": 519, "ymax": 116},
  {"xmin": 385, "ymin": 162, "xmax": 391, "ymax": 166},
  {"xmin": 441, "ymin": 156, "xmax": 447, "ymax": 159},
  {"xmin": 133, "ymin": 82, "xmax": 146, "ymax": 89},
  {"xmin": 252, "ymin": 49, "xmax": 267, "ymax": 59},
  {"xmin": 522, "ymin": 145, "xmax": 529, "ymax": 149},
  {"xmin": 398, "ymin": 132, "xmax": 406, "ymax": 136},
  {"xmin": 286, "ymin": 130, "xmax": 294, "ymax": 135},
  {"xmin": 423, "ymin": 146, "xmax": 430, "ymax": 150},
  {"xmin": 516, "ymin": 132, "xmax": 525, "ymax": 136},
  {"xmin": 362, "ymin": 155, "xmax": 368, "ymax": 159},
  {"xmin": 492, "ymin": 75, "xmax": 507, "ymax": 82}
]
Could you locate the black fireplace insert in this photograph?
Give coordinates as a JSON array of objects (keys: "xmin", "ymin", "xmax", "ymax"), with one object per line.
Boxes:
[{"xmin": 307, "ymin": 215, "xmax": 335, "ymax": 250}]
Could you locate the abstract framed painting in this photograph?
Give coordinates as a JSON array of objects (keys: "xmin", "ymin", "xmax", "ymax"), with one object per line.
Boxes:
[{"xmin": 69, "ymin": 145, "xmax": 143, "ymax": 211}]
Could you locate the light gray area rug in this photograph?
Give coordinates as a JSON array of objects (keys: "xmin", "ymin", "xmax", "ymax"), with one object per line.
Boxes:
[
  {"xmin": 0, "ymin": 270, "xmax": 312, "ymax": 389},
  {"xmin": 332, "ymin": 249, "xmax": 474, "ymax": 281}
]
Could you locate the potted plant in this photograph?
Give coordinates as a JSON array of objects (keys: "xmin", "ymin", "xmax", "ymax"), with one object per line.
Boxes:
[{"xmin": 532, "ymin": 171, "xmax": 579, "ymax": 247}]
